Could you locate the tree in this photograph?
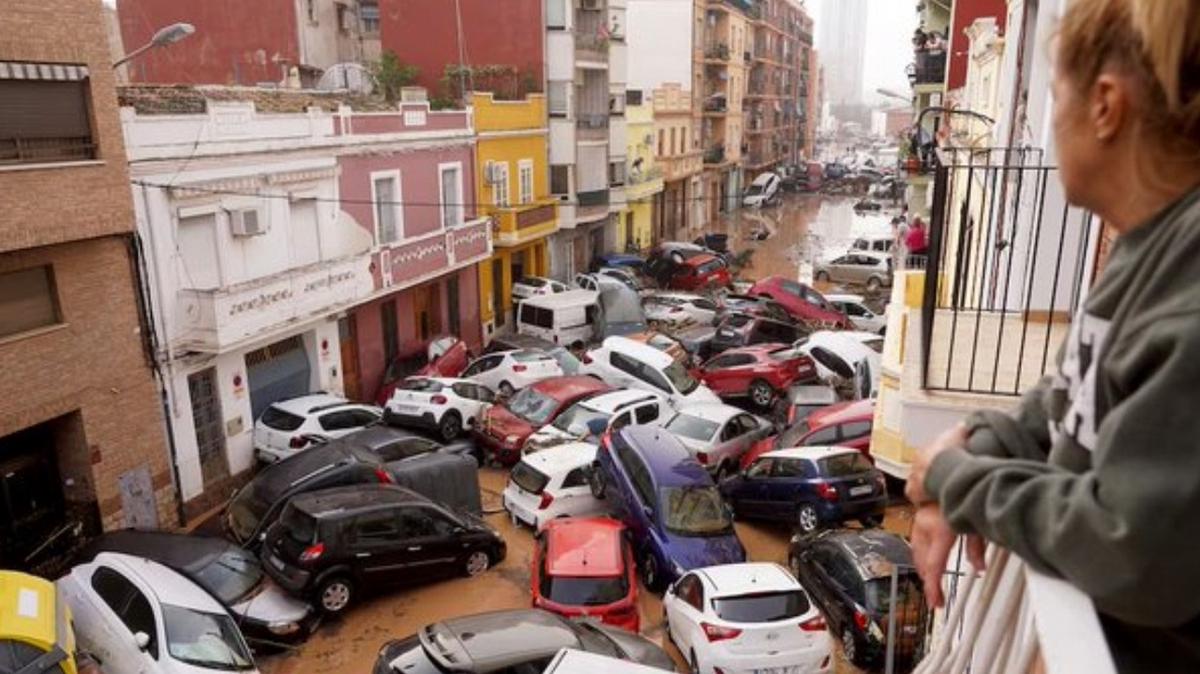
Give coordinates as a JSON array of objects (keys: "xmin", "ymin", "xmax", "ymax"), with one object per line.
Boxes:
[{"xmin": 372, "ymin": 51, "xmax": 418, "ymax": 103}]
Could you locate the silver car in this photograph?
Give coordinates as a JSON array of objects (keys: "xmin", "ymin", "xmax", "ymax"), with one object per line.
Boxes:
[
  {"xmin": 663, "ymin": 403, "xmax": 774, "ymax": 479},
  {"xmin": 814, "ymin": 251, "xmax": 893, "ymax": 292}
]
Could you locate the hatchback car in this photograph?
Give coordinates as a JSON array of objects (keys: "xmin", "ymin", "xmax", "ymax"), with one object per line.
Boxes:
[
  {"xmin": 589, "ymin": 426, "xmax": 746, "ymax": 591},
  {"xmin": 788, "ymin": 531, "xmax": 927, "ymax": 669},
  {"xmin": 742, "ymin": 171, "xmax": 781, "ymax": 208},
  {"xmin": 372, "ymin": 609, "xmax": 675, "ymax": 674},
  {"xmin": 797, "ymin": 331, "xmax": 882, "ymax": 399},
  {"xmin": 814, "ymin": 252, "xmax": 893, "ymax": 293},
  {"xmin": 383, "ymin": 376, "xmax": 495, "ymax": 441},
  {"xmin": 663, "ymin": 563, "xmax": 832, "ymax": 674},
  {"xmin": 525, "ymin": 389, "xmax": 670, "ymax": 453},
  {"xmin": 716, "ymin": 293, "xmax": 795, "ymax": 324},
  {"xmin": 597, "ymin": 267, "xmax": 647, "ymax": 293},
  {"xmin": 512, "ymin": 276, "xmax": 570, "ymax": 301},
  {"xmin": 580, "ymin": 336, "xmax": 720, "ymax": 407},
  {"xmin": 460, "ymin": 349, "xmax": 563, "ymax": 397},
  {"xmin": 532, "ymin": 518, "xmax": 640, "ymax": 632},
  {"xmin": 475, "ymin": 376, "xmax": 611, "ymax": 465},
  {"xmin": 253, "ymin": 393, "xmax": 382, "ymax": 464},
  {"xmin": 79, "ymin": 530, "xmax": 314, "ymax": 650},
  {"xmin": 709, "ymin": 313, "xmax": 808, "ymax": 355},
  {"xmin": 375, "ymin": 336, "xmax": 472, "ymax": 405},
  {"xmin": 798, "ymin": 399, "xmax": 876, "ymax": 454},
  {"xmin": 696, "ymin": 344, "xmax": 818, "ymax": 408},
  {"xmin": 661, "ymin": 404, "xmax": 773, "ymax": 480},
  {"xmin": 721, "ymin": 447, "xmax": 887, "ymax": 533},
  {"xmin": 59, "ymin": 552, "xmax": 257, "ymax": 674},
  {"xmin": 668, "ymin": 254, "xmax": 732, "ymax": 292},
  {"xmin": 262, "ymin": 485, "xmax": 505, "ymax": 615},
  {"xmin": 825, "ymin": 294, "xmax": 886, "ymax": 334},
  {"xmin": 503, "ymin": 442, "xmax": 609, "ymax": 530},
  {"xmin": 746, "ymin": 277, "xmax": 853, "ymax": 329},
  {"xmin": 642, "ymin": 293, "xmax": 720, "ymax": 330}
]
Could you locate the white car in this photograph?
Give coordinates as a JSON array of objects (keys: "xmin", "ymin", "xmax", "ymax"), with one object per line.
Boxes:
[
  {"xmin": 742, "ymin": 171, "xmax": 781, "ymax": 208},
  {"xmin": 850, "ymin": 233, "xmax": 894, "ymax": 254},
  {"xmin": 512, "ymin": 275, "xmax": 569, "ymax": 301},
  {"xmin": 825, "ymin": 294, "xmax": 886, "ymax": 334},
  {"xmin": 502, "ymin": 441, "xmax": 608, "ymax": 529},
  {"xmin": 661, "ymin": 403, "xmax": 773, "ymax": 479},
  {"xmin": 795, "ymin": 331, "xmax": 882, "ymax": 399},
  {"xmin": 573, "ymin": 272, "xmax": 628, "ymax": 293},
  {"xmin": 460, "ymin": 349, "xmax": 563, "ymax": 396},
  {"xmin": 59, "ymin": 552, "xmax": 259, "ymax": 674},
  {"xmin": 253, "ymin": 393, "xmax": 381, "ymax": 464},
  {"xmin": 525, "ymin": 389, "xmax": 671, "ymax": 453},
  {"xmin": 664, "ymin": 562, "xmax": 832, "ymax": 674},
  {"xmin": 383, "ymin": 376, "xmax": 495, "ymax": 441},
  {"xmin": 643, "ymin": 293, "xmax": 720, "ymax": 330},
  {"xmin": 580, "ymin": 336, "xmax": 721, "ymax": 407}
]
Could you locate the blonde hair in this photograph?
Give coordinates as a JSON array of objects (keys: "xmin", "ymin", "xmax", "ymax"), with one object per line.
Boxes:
[{"xmin": 1058, "ymin": 0, "xmax": 1200, "ymax": 153}]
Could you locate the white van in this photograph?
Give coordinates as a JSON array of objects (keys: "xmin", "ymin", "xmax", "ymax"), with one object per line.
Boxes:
[{"xmin": 515, "ymin": 289, "xmax": 599, "ymax": 347}]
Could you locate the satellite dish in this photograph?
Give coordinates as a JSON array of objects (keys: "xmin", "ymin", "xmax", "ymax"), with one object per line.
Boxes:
[{"xmin": 317, "ymin": 63, "xmax": 376, "ymax": 95}]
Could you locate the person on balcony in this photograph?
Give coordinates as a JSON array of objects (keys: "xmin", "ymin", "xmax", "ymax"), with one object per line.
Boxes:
[
  {"xmin": 905, "ymin": 0, "xmax": 1200, "ymax": 670},
  {"xmin": 905, "ymin": 216, "xmax": 928, "ymax": 257}
]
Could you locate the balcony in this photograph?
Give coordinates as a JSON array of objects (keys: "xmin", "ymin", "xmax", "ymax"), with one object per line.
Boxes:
[
  {"xmin": 0, "ymin": 136, "xmax": 96, "ymax": 166},
  {"xmin": 576, "ymin": 113, "xmax": 609, "ymax": 141},
  {"xmin": 625, "ymin": 166, "xmax": 664, "ymax": 201},
  {"xmin": 575, "ymin": 8, "xmax": 610, "ymax": 65},
  {"xmin": 704, "ymin": 42, "xmax": 730, "ymax": 62},
  {"xmin": 576, "ymin": 189, "xmax": 610, "ymax": 222},
  {"xmin": 658, "ymin": 152, "xmax": 703, "ymax": 181},
  {"xmin": 486, "ymin": 198, "xmax": 559, "ymax": 247},
  {"xmin": 909, "ymin": 49, "xmax": 947, "ymax": 87},
  {"xmin": 702, "ymin": 95, "xmax": 728, "ymax": 114},
  {"xmin": 703, "ymin": 145, "xmax": 725, "ymax": 165}
]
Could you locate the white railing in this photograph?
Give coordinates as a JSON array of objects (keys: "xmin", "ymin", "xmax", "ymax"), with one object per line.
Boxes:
[{"xmin": 915, "ymin": 545, "xmax": 1116, "ymax": 674}]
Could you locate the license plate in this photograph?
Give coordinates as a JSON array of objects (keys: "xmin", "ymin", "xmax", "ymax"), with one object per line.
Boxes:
[
  {"xmin": 393, "ymin": 404, "xmax": 418, "ymax": 415},
  {"xmin": 719, "ymin": 329, "xmax": 735, "ymax": 337},
  {"xmin": 850, "ymin": 485, "xmax": 873, "ymax": 497},
  {"xmin": 754, "ymin": 667, "xmax": 799, "ymax": 674}
]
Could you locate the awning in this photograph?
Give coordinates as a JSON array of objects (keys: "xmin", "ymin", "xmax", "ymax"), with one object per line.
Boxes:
[{"xmin": 0, "ymin": 61, "xmax": 89, "ymax": 81}]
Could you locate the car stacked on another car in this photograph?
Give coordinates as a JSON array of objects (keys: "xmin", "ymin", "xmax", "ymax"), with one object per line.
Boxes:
[
  {"xmin": 695, "ymin": 343, "xmax": 818, "ymax": 408},
  {"xmin": 747, "ymin": 277, "xmax": 853, "ymax": 330},
  {"xmin": 642, "ymin": 292, "xmax": 720, "ymax": 330},
  {"xmin": 580, "ymin": 336, "xmax": 720, "ymax": 407},
  {"xmin": 375, "ymin": 336, "xmax": 472, "ymax": 405},
  {"xmin": 709, "ymin": 313, "xmax": 808, "ymax": 355},
  {"xmin": 721, "ymin": 446, "xmax": 887, "ymax": 534},
  {"xmin": 826, "ymin": 294, "xmax": 886, "ymax": 334},
  {"xmin": 383, "ymin": 377, "xmax": 495, "ymax": 441},
  {"xmin": 589, "ymin": 426, "xmax": 746, "ymax": 591},
  {"xmin": 253, "ymin": 393, "xmax": 381, "ymax": 464},
  {"xmin": 740, "ymin": 398, "xmax": 876, "ymax": 469},
  {"xmin": 668, "ymin": 253, "xmax": 732, "ymax": 292},
  {"xmin": 532, "ymin": 518, "xmax": 640, "ymax": 632},
  {"xmin": 525, "ymin": 389, "xmax": 670, "ymax": 453},
  {"xmin": 261, "ymin": 485, "xmax": 505, "ymax": 615},
  {"xmin": 512, "ymin": 276, "xmax": 570, "ymax": 301},
  {"xmin": 663, "ymin": 562, "xmax": 833, "ymax": 674},
  {"xmin": 661, "ymin": 404, "xmax": 773, "ymax": 480},
  {"xmin": 460, "ymin": 348, "xmax": 564, "ymax": 397},
  {"xmin": 716, "ymin": 293, "xmax": 795, "ymax": 324},
  {"xmin": 475, "ymin": 376, "xmax": 611, "ymax": 465},
  {"xmin": 503, "ymin": 441, "xmax": 609, "ymax": 530}
]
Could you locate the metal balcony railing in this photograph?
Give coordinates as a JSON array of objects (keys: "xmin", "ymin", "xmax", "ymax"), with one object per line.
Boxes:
[
  {"xmin": 705, "ymin": 42, "xmax": 730, "ymax": 60},
  {"xmin": 577, "ymin": 189, "xmax": 609, "ymax": 207},
  {"xmin": 576, "ymin": 113, "xmax": 609, "ymax": 129},
  {"xmin": 0, "ymin": 135, "xmax": 96, "ymax": 165},
  {"xmin": 909, "ymin": 50, "xmax": 947, "ymax": 85}
]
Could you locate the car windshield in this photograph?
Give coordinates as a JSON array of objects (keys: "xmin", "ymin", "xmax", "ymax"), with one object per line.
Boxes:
[
  {"xmin": 162, "ymin": 604, "xmax": 255, "ymax": 671},
  {"xmin": 662, "ymin": 486, "xmax": 734, "ymax": 536},
  {"xmin": 260, "ymin": 406, "xmax": 304, "ymax": 431},
  {"xmin": 399, "ymin": 378, "xmax": 443, "ymax": 392},
  {"xmin": 776, "ymin": 421, "xmax": 810, "ymax": 448},
  {"xmin": 665, "ymin": 413, "xmax": 719, "ymax": 442},
  {"xmin": 226, "ymin": 484, "xmax": 272, "ymax": 543},
  {"xmin": 712, "ymin": 590, "xmax": 811, "ymax": 623},
  {"xmin": 506, "ymin": 388, "xmax": 560, "ymax": 425},
  {"xmin": 193, "ymin": 549, "xmax": 264, "ymax": 605},
  {"xmin": 698, "ymin": 259, "xmax": 723, "ymax": 275},
  {"xmin": 819, "ymin": 452, "xmax": 875, "ymax": 476},
  {"xmin": 279, "ymin": 502, "xmax": 318, "ymax": 545},
  {"xmin": 663, "ymin": 361, "xmax": 699, "ymax": 395},
  {"xmin": 510, "ymin": 461, "xmax": 550, "ymax": 495},
  {"xmin": 552, "ymin": 403, "xmax": 610, "ymax": 433},
  {"xmin": 746, "ymin": 184, "xmax": 764, "ymax": 196},
  {"xmin": 540, "ymin": 570, "xmax": 629, "ymax": 607},
  {"xmin": 865, "ymin": 576, "xmax": 925, "ymax": 617},
  {"xmin": 722, "ymin": 314, "xmax": 753, "ymax": 330},
  {"xmin": 512, "ymin": 350, "xmax": 551, "ymax": 363}
]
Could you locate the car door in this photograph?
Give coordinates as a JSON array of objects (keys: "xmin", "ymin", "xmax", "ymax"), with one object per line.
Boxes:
[
  {"xmin": 85, "ymin": 566, "xmax": 160, "ymax": 674},
  {"xmin": 450, "ymin": 382, "xmax": 490, "ymax": 425},
  {"xmin": 701, "ymin": 353, "xmax": 753, "ymax": 396},
  {"xmin": 767, "ymin": 457, "xmax": 809, "ymax": 520},
  {"xmin": 633, "ymin": 400, "xmax": 664, "ymax": 427},
  {"xmin": 348, "ymin": 509, "xmax": 410, "ymax": 586},
  {"xmin": 735, "ymin": 457, "xmax": 775, "ymax": 516},
  {"xmin": 827, "ymin": 255, "xmax": 852, "ymax": 284},
  {"xmin": 665, "ymin": 573, "xmax": 706, "ymax": 657},
  {"xmin": 690, "ymin": 297, "xmax": 719, "ymax": 325},
  {"xmin": 838, "ymin": 420, "xmax": 873, "ymax": 452},
  {"xmin": 462, "ymin": 354, "xmax": 504, "ymax": 390},
  {"xmin": 400, "ymin": 505, "xmax": 464, "ymax": 580},
  {"xmin": 557, "ymin": 466, "xmax": 596, "ymax": 517},
  {"xmin": 722, "ymin": 413, "xmax": 764, "ymax": 463}
]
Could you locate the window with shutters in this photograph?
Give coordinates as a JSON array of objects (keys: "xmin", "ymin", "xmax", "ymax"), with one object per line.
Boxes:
[
  {"xmin": 0, "ymin": 266, "xmax": 61, "ymax": 339},
  {"xmin": 371, "ymin": 171, "xmax": 403, "ymax": 244},
  {"xmin": 518, "ymin": 160, "xmax": 534, "ymax": 204},
  {"xmin": 0, "ymin": 64, "xmax": 96, "ymax": 165}
]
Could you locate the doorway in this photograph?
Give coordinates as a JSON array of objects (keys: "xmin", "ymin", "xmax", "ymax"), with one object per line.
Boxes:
[
  {"xmin": 338, "ymin": 316, "xmax": 362, "ymax": 400},
  {"xmin": 412, "ymin": 283, "xmax": 443, "ymax": 340},
  {"xmin": 491, "ymin": 260, "xmax": 505, "ymax": 328},
  {"xmin": 188, "ymin": 368, "xmax": 230, "ymax": 490},
  {"xmin": 245, "ymin": 336, "xmax": 311, "ymax": 420},
  {"xmin": 624, "ymin": 212, "xmax": 635, "ymax": 251}
]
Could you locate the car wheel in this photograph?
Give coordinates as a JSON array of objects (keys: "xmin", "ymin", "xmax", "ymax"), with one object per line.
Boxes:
[
  {"xmin": 316, "ymin": 576, "xmax": 354, "ymax": 615},
  {"xmin": 815, "ymin": 270, "xmax": 831, "ymax": 283},
  {"xmin": 842, "ymin": 626, "xmax": 862, "ymax": 666},
  {"xmin": 797, "ymin": 504, "xmax": 820, "ymax": 534},
  {"xmin": 439, "ymin": 412, "xmax": 462, "ymax": 441},
  {"xmin": 640, "ymin": 551, "xmax": 663, "ymax": 592},
  {"xmin": 498, "ymin": 381, "xmax": 515, "ymax": 398},
  {"xmin": 867, "ymin": 276, "xmax": 883, "ymax": 293},
  {"xmin": 749, "ymin": 379, "xmax": 775, "ymax": 408},
  {"xmin": 588, "ymin": 466, "xmax": 607, "ymax": 499},
  {"xmin": 861, "ymin": 513, "xmax": 884, "ymax": 528},
  {"xmin": 714, "ymin": 461, "xmax": 734, "ymax": 484},
  {"xmin": 464, "ymin": 550, "xmax": 491, "ymax": 577}
]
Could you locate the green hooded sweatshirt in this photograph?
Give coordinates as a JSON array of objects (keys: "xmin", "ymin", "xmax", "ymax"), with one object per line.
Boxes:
[{"xmin": 926, "ymin": 186, "xmax": 1200, "ymax": 672}]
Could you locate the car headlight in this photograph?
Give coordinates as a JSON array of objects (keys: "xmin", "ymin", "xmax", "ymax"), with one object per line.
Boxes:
[
  {"xmin": 505, "ymin": 434, "xmax": 521, "ymax": 446},
  {"xmin": 268, "ymin": 621, "xmax": 301, "ymax": 636}
]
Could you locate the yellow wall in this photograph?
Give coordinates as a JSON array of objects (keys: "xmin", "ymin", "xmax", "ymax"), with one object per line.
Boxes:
[
  {"xmin": 477, "ymin": 243, "xmax": 549, "ymax": 323},
  {"xmin": 470, "ymin": 91, "xmax": 547, "ymax": 132},
  {"xmin": 623, "ymin": 101, "xmax": 660, "ymax": 252}
]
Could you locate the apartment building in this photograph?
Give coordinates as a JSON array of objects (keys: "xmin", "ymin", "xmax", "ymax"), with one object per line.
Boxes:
[
  {"xmin": 121, "ymin": 86, "xmax": 491, "ymax": 519},
  {"xmin": 0, "ymin": 0, "xmax": 178, "ymax": 574},
  {"xmin": 116, "ymin": 0, "xmax": 382, "ymax": 86},
  {"xmin": 744, "ymin": 0, "xmax": 809, "ymax": 179},
  {"xmin": 650, "ymin": 84, "xmax": 704, "ymax": 242},
  {"xmin": 621, "ymin": 91, "xmax": 665, "ymax": 251},
  {"xmin": 700, "ymin": 0, "xmax": 751, "ymax": 221}
]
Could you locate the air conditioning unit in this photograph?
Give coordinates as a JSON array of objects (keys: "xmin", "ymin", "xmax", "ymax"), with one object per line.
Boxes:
[{"xmin": 228, "ymin": 208, "xmax": 266, "ymax": 236}]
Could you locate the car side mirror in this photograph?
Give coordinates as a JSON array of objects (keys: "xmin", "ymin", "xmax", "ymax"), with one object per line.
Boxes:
[{"xmin": 134, "ymin": 631, "xmax": 151, "ymax": 651}]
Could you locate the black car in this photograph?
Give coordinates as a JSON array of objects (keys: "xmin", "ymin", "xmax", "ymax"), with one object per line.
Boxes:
[
  {"xmin": 262, "ymin": 485, "xmax": 505, "ymax": 615},
  {"xmin": 372, "ymin": 609, "xmax": 675, "ymax": 674},
  {"xmin": 79, "ymin": 530, "xmax": 316, "ymax": 650},
  {"xmin": 788, "ymin": 530, "xmax": 928, "ymax": 669},
  {"xmin": 709, "ymin": 313, "xmax": 808, "ymax": 355},
  {"xmin": 225, "ymin": 427, "xmax": 471, "ymax": 547}
]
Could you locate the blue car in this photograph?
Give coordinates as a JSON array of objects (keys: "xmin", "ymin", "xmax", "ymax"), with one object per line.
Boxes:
[
  {"xmin": 720, "ymin": 446, "xmax": 887, "ymax": 534},
  {"xmin": 592, "ymin": 252, "xmax": 645, "ymax": 272},
  {"xmin": 589, "ymin": 426, "xmax": 746, "ymax": 591}
]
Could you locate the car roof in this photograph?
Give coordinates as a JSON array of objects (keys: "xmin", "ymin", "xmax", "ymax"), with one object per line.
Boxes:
[
  {"xmin": 763, "ymin": 445, "xmax": 861, "ymax": 462},
  {"xmin": 91, "ymin": 552, "xmax": 225, "ymax": 613},
  {"xmin": 807, "ymin": 399, "xmax": 875, "ymax": 426},
  {"xmin": 617, "ymin": 426, "xmax": 709, "ymax": 486},
  {"xmin": 825, "ymin": 293, "xmax": 865, "ymax": 304},
  {"xmin": 696, "ymin": 562, "xmax": 798, "ymax": 598},
  {"xmin": 599, "ymin": 336, "xmax": 674, "ymax": 368},
  {"xmin": 645, "ymin": 292, "xmax": 705, "ymax": 302},
  {"xmin": 750, "ymin": 172, "xmax": 777, "ymax": 186},
  {"xmin": 250, "ymin": 440, "xmax": 368, "ymax": 499},
  {"xmin": 519, "ymin": 288, "xmax": 599, "ymax": 309},
  {"xmin": 851, "ymin": 251, "xmax": 891, "ymax": 261},
  {"xmin": 270, "ymin": 393, "xmax": 351, "ymax": 416},
  {"xmin": 84, "ymin": 530, "xmax": 237, "ymax": 574},
  {"xmin": 425, "ymin": 609, "xmax": 580, "ymax": 670},
  {"xmin": 290, "ymin": 484, "xmax": 428, "ymax": 517},
  {"xmin": 514, "ymin": 276, "xmax": 552, "ymax": 284},
  {"xmin": 544, "ymin": 518, "xmax": 626, "ymax": 577},
  {"xmin": 682, "ymin": 253, "xmax": 719, "ymax": 267},
  {"xmin": 820, "ymin": 530, "xmax": 915, "ymax": 580},
  {"xmin": 530, "ymin": 376, "xmax": 610, "ymax": 401},
  {"xmin": 674, "ymin": 402, "xmax": 745, "ymax": 424},
  {"xmin": 342, "ymin": 425, "xmax": 428, "ymax": 451},
  {"xmin": 803, "ymin": 331, "xmax": 876, "ymax": 358},
  {"xmin": 854, "ymin": 233, "xmax": 892, "ymax": 242},
  {"xmin": 718, "ymin": 343, "xmax": 790, "ymax": 358},
  {"xmin": 521, "ymin": 442, "xmax": 597, "ymax": 473},
  {"xmin": 580, "ymin": 389, "xmax": 663, "ymax": 413}
]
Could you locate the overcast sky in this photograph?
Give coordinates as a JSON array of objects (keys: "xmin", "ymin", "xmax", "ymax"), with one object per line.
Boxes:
[{"xmin": 808, "ymin": 0, "xmax": 916, "ymax": 104}]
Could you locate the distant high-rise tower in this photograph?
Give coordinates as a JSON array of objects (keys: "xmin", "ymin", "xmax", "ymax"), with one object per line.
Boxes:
[{"xmin": 817, "ymin": 0, "xmax": 867, "ymax": 106}]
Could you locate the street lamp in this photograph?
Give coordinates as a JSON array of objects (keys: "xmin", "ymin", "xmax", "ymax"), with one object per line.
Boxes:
[{"xmin": 113, "ymin": 22, "xmax": 196, "ymax": 69}]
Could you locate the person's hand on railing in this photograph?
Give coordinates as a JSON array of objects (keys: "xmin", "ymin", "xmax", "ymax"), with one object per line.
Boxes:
[
  {"xmin": 906, "ymin": 423, "xmax": 968, "ymax": 505},
  {"xmin": 911, "ymin": 504, "xmax": 987, "ymax": 608}
]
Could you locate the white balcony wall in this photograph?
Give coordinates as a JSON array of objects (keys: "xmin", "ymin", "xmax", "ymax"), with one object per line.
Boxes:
[
  {"xmin": 547, "ymin": 32, "xmax": 576, "ymax": 82},
  {"xmin": 549, "ymin": 118, "xmax": 577, "ymax": 164},
  {"xmin": 608, "ymin": 115, "xmax": 627, "ymax": 153},
  {"xmin": 608, "ymin": 39, "xmax": 628, "ymax": 86},
  {"xmin": 578, "ymin": 145, "xmax": 609, "ymax": 192}
]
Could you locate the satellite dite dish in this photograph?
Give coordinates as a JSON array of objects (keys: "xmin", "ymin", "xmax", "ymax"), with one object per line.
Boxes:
[{"xmin": 317, "ymin": 62, "xmax": 375, "ymax": 94}]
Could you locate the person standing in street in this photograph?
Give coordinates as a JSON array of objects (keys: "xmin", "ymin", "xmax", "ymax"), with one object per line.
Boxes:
[{"xmin": 905, "ymin": 0, "xmax": 1200, "ymax": 670}]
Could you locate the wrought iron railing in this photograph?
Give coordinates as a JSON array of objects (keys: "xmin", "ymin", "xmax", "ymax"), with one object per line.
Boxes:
[
  {"xmin": 0, "ymin": 135, "xmax": 96, "ymax": 165},
  {"xmin": 909, "ymin": 50, "xmax": 947, "ymax": 85},
  {"xmin": 920, "ymin": 147, "xmax": 1100, "ymax": 395}
]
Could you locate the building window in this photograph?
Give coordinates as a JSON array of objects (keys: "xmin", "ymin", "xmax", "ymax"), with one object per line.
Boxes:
[
  {"xmin": 371, "ymin": 171, "xmax": 403, "ymax": 244},
  {"xmin": 608, "ymin": 159, "xmax": 626, "ymax": 187},
  {"xmin": 490, "ymin": 161, "xmax": 510, "ymax": 207},
  {"xmin": 0, "ymin": 67, "xmax": 95, "ymax": 166},
  {"xmin": 657, "ymin": 130, "xmax": 665, "ymax": 156},
  {"xmin": 336, "ymin": 3, "xmax": 352, "ymax": 31},
  {"xmin": 546, "ymin": 0, "xmax": 567, "ymax": 29},
  {"xmin": 551, "ymin": 164, "xmax": 570, "ymax": 196},
  {"xmin": 0, "ymin": 266, "xmax": 60, "ymax": 339},
  {"xmin": 359, "ymin": 0, "xmax": 380, "ymax": 33},
  {"xmin": 518, "ymin": 160, "xmax": 534, "ymax": 204},
  {"xmin": 609, "ymin": 92, "xmax": 625, "ymax": 116},
  {"xmin": 548, "ymin": 81, "xmax": 569, "ymax": 116},
  {"xmin": 447, "ymin": 275, "xmax": 461, "ymax": 336},
  {"xmin": 626, "ymin": 90, "xmax": 643, "ymax": 106},
  {"xmin": 439, "ymin": 162, "xmax": 464, "ymax": 227},
  {"xmin": 670, "ymin": 128, "xmax": 676, "ymax": 155}
]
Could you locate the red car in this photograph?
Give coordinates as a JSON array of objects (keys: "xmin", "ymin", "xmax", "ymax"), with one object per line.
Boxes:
[
  {"xmin": 475, "ymin": 376, "xmax": 611, "ymax": 464},
  {"xmin": 740, "ymin": 398, "xmax": 876, "ymax": 469},
  {"xmin": 668, "ymin": 253, "xmax": 732, "ymax": 291},
  {"xmin": 532, "ymin": 517, "xmax": 640, "ymax": 632},
  {"xmin": 374, "ymin": 335, "xmax": 472, "ymax": 404},
  {"xmin": 747, "ymin": 276, "xmax": 853, "ymax": 329},
  {"xmin": 695, "ymin": 343, "xmax": 818, "ymax": 408}
]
